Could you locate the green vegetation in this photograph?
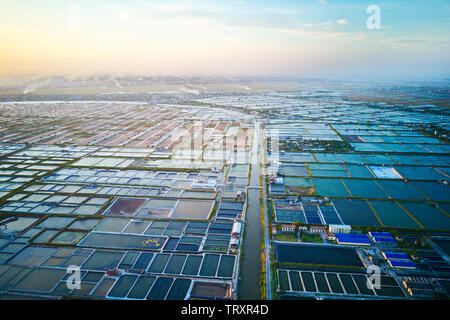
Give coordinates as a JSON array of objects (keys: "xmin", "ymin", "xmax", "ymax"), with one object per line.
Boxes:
[
  {"xmin": 300, "ymin": 232, "xmax": 323, "ymax": 243},
  {"xmin": 270, "ymin": 261, "xmax": 278, "ymax": 300},
  {"xmin": 276, "ymin": 138, "xmax": 353, "ymax": 152},
  {"xmin": 275, "ymin": 232, "xmax": 298, "ymax": 242},
  {"xmin": 397, "ymin": 237, "xmax": 431, "ymax": 250},
  {"xmin": 259, "ymin": 186, "xmax": 266, "ymax": 299}
]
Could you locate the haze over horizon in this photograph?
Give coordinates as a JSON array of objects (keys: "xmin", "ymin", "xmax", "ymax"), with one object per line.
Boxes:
[{"xmin": 1, "ymin": 0, "xmax": 449, "ymax": 81}]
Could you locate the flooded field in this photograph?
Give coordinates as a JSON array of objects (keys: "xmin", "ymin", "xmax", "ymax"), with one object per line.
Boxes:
[
  {"xmin": 0, "ymin": 103, "xmax": 250, "ymax": 299},
  {"xmin": 276, "ymin": 243, "xmax": 364, "ymax": 268},
  {"xmin": 0, "ymin": 79, "xmax": 449, "ymax": 301}
]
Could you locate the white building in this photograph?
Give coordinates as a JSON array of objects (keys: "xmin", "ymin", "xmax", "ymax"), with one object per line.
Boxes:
[
  {"xmin": 328, "ymin": 224, "xmax": 351, "ymax": 234},
  {"xmin": 231, "ymin": 221, "xmax": 243, "ymax": 237},
  {"xmin": 230, "ymin": 238, "xmax": 239, "ymax": 248},
  {"xmin": 281, "ymin": 224, "xmax": 296, "ymax": 232}
]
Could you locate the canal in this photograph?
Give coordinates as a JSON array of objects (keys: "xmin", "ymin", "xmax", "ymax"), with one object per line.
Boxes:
[{"xmin": 238, "ymin": 122, "xmax": 262, "ymax": 299}]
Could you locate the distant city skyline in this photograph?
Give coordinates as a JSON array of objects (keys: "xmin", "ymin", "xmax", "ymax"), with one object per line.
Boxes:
[{"xmin": 1, "ymin": 0, "xmax": 449, "ymax": 80}]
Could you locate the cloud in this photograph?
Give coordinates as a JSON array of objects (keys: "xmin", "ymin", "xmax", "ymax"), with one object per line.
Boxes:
[
  {"xmin": 317, "ymin": 0, "xmax": 328, "ymax": 5},
  {"xmin": 110, "ymin": 1, "xmax": 350, "ymax": 39},
  {"xmin": 106, "ymin": 0, "xmax": 360, "ymax": 42},
  {"xmin": 304, "ymin": 21, "xmax": 332, "ymax": 28},
  {"xmin": 224, "ymin": 25, "xmax": 351, "ymax": 40},
  {"xmin": 380, "ymin": 38, "xmax": 450, "ymax": 49},
  {"xmin": 112, "ymin": 0, "xmax": 302, "ymax": 29}
]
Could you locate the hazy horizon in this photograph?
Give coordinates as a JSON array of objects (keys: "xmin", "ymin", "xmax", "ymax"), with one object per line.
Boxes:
[{"xmin": 0, "ymin": 74, "xmax": 449, "ymax": 84}]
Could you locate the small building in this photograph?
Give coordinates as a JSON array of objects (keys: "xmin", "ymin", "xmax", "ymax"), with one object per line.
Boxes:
[
  {"xmin": 382, "ymin": 251, "xmax": 410, "ymax": 261},
  {"xmin": 281, "ymin": 224, "xmax": 296, "ymax": 233},
  {"xmin": 230, "ymin": 238, "xmax": 239, "ymax": 249},
  {"xmin": 328, "ymin": 224, "xmax": 351, "ymax": 234},
  {"xmin": 388, "ymin": 260, "xmax": 416, "ymax": 269},
  {"xmin": 325, "ymin": 232, "xmax": 336, "ymax": 241},
  {"xmin": 335, "ymin": 233, "xmax": 371, "ymax": 246},
  {"xmin": 274, "ymin": 177, "xmax": 284, "ymax": 185},
  {"xmin": 309, "ymin": 226, "xmax": 326, "ymax": 234},
  {"xmin": 271, "ymin": 226, "xmax": 277, "ymax": 235},
  {"xmin": 235, "ymin": 191, "xmax": 244, "ymax": 201},
  {"xmin": 231, "ymin": 221, "xmax": 242, "ymax": 238}
]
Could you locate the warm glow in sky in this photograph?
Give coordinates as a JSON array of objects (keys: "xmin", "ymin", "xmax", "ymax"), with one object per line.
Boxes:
[{"xmin": 1, "ymin": 0, "xmax": 449, "ymax": 80}]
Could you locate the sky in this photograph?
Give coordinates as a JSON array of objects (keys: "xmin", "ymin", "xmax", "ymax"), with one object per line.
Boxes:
[{"xmin": 0, "ymin": 0, "xmax": 449, "ymax": 80}]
